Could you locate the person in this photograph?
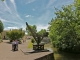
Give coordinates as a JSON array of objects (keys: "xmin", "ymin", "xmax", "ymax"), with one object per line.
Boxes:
[
  {"xmin": 14, "ymin": 40, "xmax": 17, "ymax": 51},
  {"xmin": 12, "ymin": 40, "xmax": 15, "ymax": 51},
  {"xmin": 12, "ymin": 40, "xmax": 16, "ymax": 51},
  {"xmin": 12, "ymin": 40, "xmax": 14, "ymax": 51},
  {"xmin": 15, "ymin": 40, "xmax": 19, "ymax": 51}
]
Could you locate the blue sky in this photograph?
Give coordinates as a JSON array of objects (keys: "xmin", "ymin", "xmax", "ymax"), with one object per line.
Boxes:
[{"xmin": 0, "ymin": 0, "xmax": 74, "ymax": 31}]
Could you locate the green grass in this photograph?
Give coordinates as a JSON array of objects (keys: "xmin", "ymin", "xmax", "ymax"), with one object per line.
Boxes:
[{"xmin": 27, "ymin": 41, "xmax": 33, "ymax": 48}]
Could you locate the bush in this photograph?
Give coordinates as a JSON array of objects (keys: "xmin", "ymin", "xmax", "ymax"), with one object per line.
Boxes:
[{"xmin": 31, "ymin": 38, "xmax": 36, "ymax": 43}]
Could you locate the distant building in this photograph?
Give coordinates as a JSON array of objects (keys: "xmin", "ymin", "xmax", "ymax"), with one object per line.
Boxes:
[
  {"xmin": 2, "ymin": 30, "xmax": 8, "ymax": 40},
  {"xmin": 26, "ymin": 36, "xmax": 33, "ymax": 40}
]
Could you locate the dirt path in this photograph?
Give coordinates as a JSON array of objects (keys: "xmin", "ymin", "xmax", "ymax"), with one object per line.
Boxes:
[{"xmin": 0, "ymin": 40, "xmax": 52, "ymax": 60}]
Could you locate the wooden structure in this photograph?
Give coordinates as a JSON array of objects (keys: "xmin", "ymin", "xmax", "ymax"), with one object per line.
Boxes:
[
  {"xmin": 26, "ymin": 22, "xmax": 44, "ymax": 50},
  {"xmin": 33, "ymin": 44, "xmax": 44, "ymax": 50}
]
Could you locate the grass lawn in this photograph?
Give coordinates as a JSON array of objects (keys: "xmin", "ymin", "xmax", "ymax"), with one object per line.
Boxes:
[{"xmin": 27, "ymin": 40, "xmax": 33, "ymax": 48}]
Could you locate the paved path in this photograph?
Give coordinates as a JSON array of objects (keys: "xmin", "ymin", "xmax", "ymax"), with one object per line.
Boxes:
[{"xmin": 0, "ymin": 40, "xmax": 52, "ymax": 60}]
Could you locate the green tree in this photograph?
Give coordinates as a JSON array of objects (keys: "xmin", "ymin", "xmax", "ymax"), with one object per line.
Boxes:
[
  {"xmin": 0, "ymin": 20, "xmax": 4, "ymax": 33},
  {"xmin": 6, "ymin": 29, "xmax": 25, "ymax": 42},
  {"xmin": 49, "ymin": 0, "xmax": 80, "ymax": 53},
  {"xmin": 26, "ymin": 25, "xmax": 37, "ymax": 35},
  {"xmin": 38, "ymin": 29, "xmax": 46, "ymax": 36},
  {"xmin": 1, "ymin": 0, "xmax": 4, "ymax": 2},
  {"xmin": 37, "ymin": 29, "xmax": 48, "ymax": 37}
]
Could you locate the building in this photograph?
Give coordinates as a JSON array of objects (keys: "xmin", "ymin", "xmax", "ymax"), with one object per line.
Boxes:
[{"xmin": 1, "ymin": 30, "xmax": 8, "ymax": 40}]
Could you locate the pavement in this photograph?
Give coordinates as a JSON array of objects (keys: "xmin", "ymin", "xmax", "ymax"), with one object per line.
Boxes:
[{"xmin": 0, "ymin": 40, "xmax": 52, "ymax": 60}]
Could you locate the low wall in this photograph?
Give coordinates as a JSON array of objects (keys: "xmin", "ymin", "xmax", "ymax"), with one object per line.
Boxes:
[{"xmin": 35, "ymin": 52, "xmax": 54, "ymax": 60}]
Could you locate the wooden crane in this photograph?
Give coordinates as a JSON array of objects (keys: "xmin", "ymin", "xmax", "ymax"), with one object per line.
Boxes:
[{"xmin": 26, "ymin": 22, "xmax": 44, "ymax": 50}]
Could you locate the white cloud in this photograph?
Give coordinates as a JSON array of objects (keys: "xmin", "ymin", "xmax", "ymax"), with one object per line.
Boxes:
[
  {"xmin": 0, "ymin": 17, "xmax": 13, "ymax": 23},
  {"xmin": 37, "ymin": 24, "xmax": 49, "ymax": 32},
  {"xmin": 25, "ymin": 15, "xmax": 31, "ymax": 17},
  {"xmin": 32, "ymin": 8, "xmax": 35, "ymax": 11},
  {"xmin": 7, "ymin": 27, "xmax": 18, "ymax": 29},
  {"xmin": 4, "ymin": 26, "xmax": 18, "ymax": 30},
  {"xmin": 0, "ymin": 0, "xmax": 24, "ymax": 29},
  {"xmin": 46, "ymin": 0, "xmax": 74, "ymax": 9},
  {"xmin": 0, "ymin": 0, "xmax": 12, "ymax": 14},
  {"xmin": 36, "ymin": 10, "xmax": 53, "ymax": 25},
  {"xmin": 0, "ymin": 17, "xmax": 6, "ymax": 22},
  {"xmin": 47, "ymin": 0, "xmax": 56, "ymax": 8},
  {"xmin": 9, "ymin": 0, "xmax": 24, "ymax": 21},
  {"xmin": 26, "ymin": 0, "xmax": 36, "ymax": 4},
  {"xmin": 25, "ymin": 15, "xmax": 33, "ymax": 18},
  {"xmin": 21, "ymin": 25, "xmax": 26, "ymax": 30},
  {"xmin": 0, "ymin": 17, "xmax": 23, "ymax": 26},
  {"xmin": 10, "ymin": 0, "xmax": 15, "ymax": 7}
]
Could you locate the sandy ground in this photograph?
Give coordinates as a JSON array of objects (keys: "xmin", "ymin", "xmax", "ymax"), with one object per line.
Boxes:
[{"xmin": 0, "ymin": 40, "xmax": 52, "ymax": 60}]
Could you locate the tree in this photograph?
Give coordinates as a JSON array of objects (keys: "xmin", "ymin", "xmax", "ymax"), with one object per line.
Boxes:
[
  {"xmin": 26, "ymin": 25, "xmax": 37, "ymax": 35},
  {"xmin": 49, "ymin": 0, "xmax": 80, "ymax": 53},
  {"xmin": 38, "ymin": 29, "xmax": 46, "ymax": 36},
  {"xmin": 6, "ymin": 29, "xmax": 25, "ymax": 42},
  {"xmin": 1, "ymin": 0, "xmax": 4, "ymax": 1},
  {"xmin": 0, "ymin": 20, "xmax": 4, "ymax": 33},
  {"xmin": 37, "ymin": 29, "xmax": 48, "ymax": 37}
]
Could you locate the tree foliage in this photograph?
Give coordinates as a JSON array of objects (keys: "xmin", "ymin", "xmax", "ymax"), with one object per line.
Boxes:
[
  {"xmin": 37, "ymin": 29, "xmax": 48, "ymax": 37},
  {"xmin": 6, "ymin": 29, "xmax": 25, "ymax": 42},
  {"xmin": 49, "ymin": 0, "xmax": 80, "ymax": 52},
  {"xmin": 26, "ymin": 24, "xmax": 48, "ymax": 37},
  {"xmin": 38, "ymin": 29, "xmax": 46, "ymax": 36},
  {"xmin": 0, "ymin": 20, "xmax": 4, "ymax": 33},
  {"xmin": 26, "ymin": 25, "xmax": 37, "ymax": 35},
  {"xmin": 1, "ymin": 0, "xmax": 4, "ymax": 2}
]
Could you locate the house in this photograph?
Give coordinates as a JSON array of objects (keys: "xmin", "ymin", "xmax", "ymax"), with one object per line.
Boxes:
[
  {"xmin": 26, "ymin": 36, "xmax": 33, "ymax": 40},
  {"xmin": 1, "ymin": 30, "xmax": 8, "ymax": 40}
]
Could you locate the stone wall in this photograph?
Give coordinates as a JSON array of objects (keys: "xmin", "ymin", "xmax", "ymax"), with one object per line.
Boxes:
[{"xmin": 35, "ymin": 52, "xmax": 54, "ymax": 60}]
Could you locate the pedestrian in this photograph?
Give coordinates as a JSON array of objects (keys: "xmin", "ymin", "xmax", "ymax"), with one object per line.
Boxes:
[
  {"xmin": 14, "ymin": 40, "xmax": 17, "ymax": 51},
  {"xmin": 15, "ymin": 40, "xmax": 19, "ymax": 51},
  {"xmin": 12, "ymin": 40, "xmax": 15, "ymax": 51}
]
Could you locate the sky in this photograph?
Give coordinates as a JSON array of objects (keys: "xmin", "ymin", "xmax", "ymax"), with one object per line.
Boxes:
[{"xmin": 0, "ymin": 0, "xmax": 74, "ymax": 31}]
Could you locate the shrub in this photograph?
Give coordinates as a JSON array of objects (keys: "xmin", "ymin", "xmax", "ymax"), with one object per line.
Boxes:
[{"xmin": 31, "ymin": 38, "xmax": 36, "ymax": 43}]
